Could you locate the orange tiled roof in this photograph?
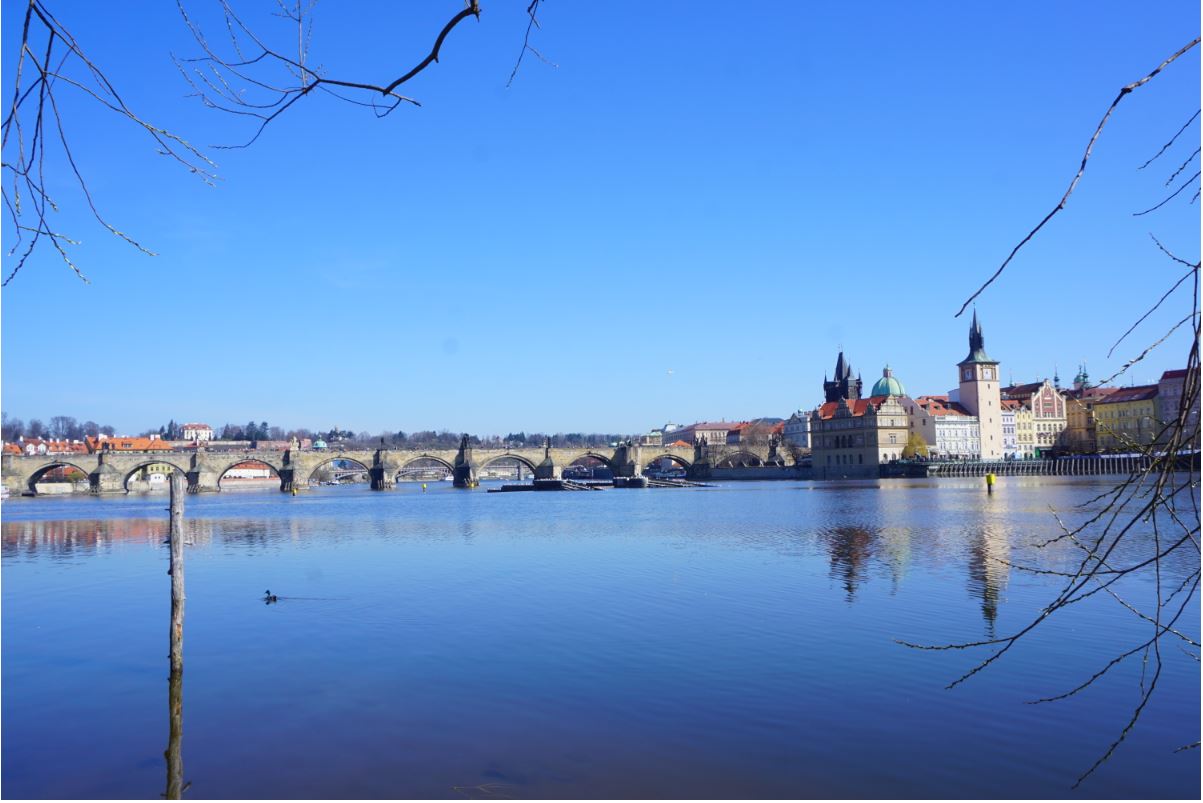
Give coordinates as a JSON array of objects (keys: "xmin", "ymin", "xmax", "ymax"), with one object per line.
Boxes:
[{"xmin": 668, "ymin": 439, "xmax": 691, "ymax": 448}]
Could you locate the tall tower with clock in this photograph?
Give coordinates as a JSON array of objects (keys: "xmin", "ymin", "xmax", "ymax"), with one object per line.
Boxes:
[{"xmin": 957, "ymin": 311, "xmax": 1004, "ymax": 460}]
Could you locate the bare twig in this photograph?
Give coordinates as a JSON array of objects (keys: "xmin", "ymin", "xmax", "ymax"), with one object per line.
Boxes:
[
  {"xmin": 507, "ymin": 0, "xmax": 556, "ymax": 88},
  {"xmin": 1137, "ymin": 109, "xmax": 1199, "ymax": 169}
]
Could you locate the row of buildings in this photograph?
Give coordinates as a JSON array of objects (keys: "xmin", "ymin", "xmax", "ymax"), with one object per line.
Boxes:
[
  {"xmin": 4, "ymin": 429, "xmax": 326, "ymax": 457},
  {"xmin": 803, "ymin": 314, "xmax": 1198, "ymax": 479},
  {"xmin": 646, "ymin": 314, "xmax": 1196, "ymax": 480}
]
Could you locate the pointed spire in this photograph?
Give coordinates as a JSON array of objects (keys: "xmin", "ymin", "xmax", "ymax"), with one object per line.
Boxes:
[
  {"xmin": 960, "ymin": 310, "xmax": 996, "ymax": 365},
  {"xmin": 834, "ymin": 351, "xmax": 847, "ymax": 380}
]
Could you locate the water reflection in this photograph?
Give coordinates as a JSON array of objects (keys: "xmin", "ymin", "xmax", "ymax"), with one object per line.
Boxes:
[
  {"xmin": 165, "ymin": 667, "xmax": 185, "ymax": 799},
  {"xmin": 1, "ymin": 519, "xmax": 217, "ymax": 559},
  {"xmin": 1, "ymin": 481, "xmax": 1196, "ymax": 799},
  {"xmin": 821, "ymin": 525, "xmax": 877, "ymax": 601},
  {"xmin": 967, "ymin": 525, "xmax": 1010, "ymax": 636}
]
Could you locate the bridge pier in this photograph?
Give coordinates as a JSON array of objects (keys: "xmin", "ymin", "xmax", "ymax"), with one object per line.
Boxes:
[
  {"xmin": 186, "ymin": 468, "xmax": 221, "ymax": 494},
  {"xmin": 610, "ymin": 442, "xmax": 643, "ymax": 479},
  {"xmin": 279, "ymin": 467, "xmax": 309, "ymax": 492},
  {"xmin": 533, "ymin": 439, "xmax": 561, "ymax": 481},
  {"xmin": 369, "ymin": 466, "xmax": 394, "ymax": 491},
  {"xmin": 453, "ymin": 435, "xmax": 479, "ymax": 488},
  {"xmin": 89, "ymin": 461, "xmax": 126, "ymax": 494}
]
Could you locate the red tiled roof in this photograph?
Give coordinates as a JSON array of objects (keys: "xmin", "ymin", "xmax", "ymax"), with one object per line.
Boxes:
[
  {"xmin": 815, "ymin": 396, "xmax": 890, "ymax": 419},
  {"xmin": 1159, "ymin": 369, "xmax": 1189, "ymax": 381},
  {"xmin": 668, "ymin": 439, "xmax": 691, "ymax": 448},
  {"xmin": 916, "ymin": 395, "xmax": 974, "ymax": 417},
  {"xmin": 181, "ymin": 423, "xmax": 211, "ymax": 429}
]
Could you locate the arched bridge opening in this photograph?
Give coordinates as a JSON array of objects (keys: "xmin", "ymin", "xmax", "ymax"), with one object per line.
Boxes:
[
  {"xmin": 124, "ymin": 460, "xmax": 190, "ymax": 493},
  {"xmin": 217, "ymin": 459, "xmax": 282, "ymax": 491},
  {"xmin": 27, "ymin": 462, "xmax": 91, "ymax": 495},
  {"xmin": 715, "ymin": 452, "xmax": 764, "ymax": 469},
  {"xmin": 644, "ymin": 454, "xmax": 691, "ymax": 478},
  {"xmin": 479, "ymin": 455, "xmax": 536, "ymax": 482},
  {"xmin": 395, "ymin": 456, "xmax": 454, "ymax": 483},
  {"xmin": 564, "ymin": 454, "xmax": 614, "ymax": 481},
  {"xmin": 310, "ymin": 457, "xmax": 371, "ymax": 487}
]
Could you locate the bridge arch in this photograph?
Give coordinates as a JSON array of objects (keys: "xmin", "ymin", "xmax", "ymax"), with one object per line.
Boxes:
[
  {"xmin": 642, "ymin": 453, "xmax": 693, "ymax": 470},
  {"xmin": 216, "ymin": 459, "xmax": 282, "ymax": 490},
  {"xmin": 26, "ymin": 461, "xmax": 92, "ymax": 494},
  {"xmin": 394, "ymin": 455, "xmax": 455, "ymax": 481},
  {"xmin": 714, "ymin": 451, "xmax": 764, "ymax": 468},
  {"xmin": 567, "ymin": 452, "xmax": 615, "ymax": 469},
  {"xmin": 478, "ymin": 454, "xmax": 538, "ymax": 474},
  {"xmin": 304, "ymin": 456, "xmax": 371, "ymax": 486},
  {"xmin": 122, "ymin": 459, "xmax": 192, "ymax": 492}
]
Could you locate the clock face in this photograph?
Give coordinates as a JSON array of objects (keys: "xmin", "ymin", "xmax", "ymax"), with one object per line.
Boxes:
[
  {"xmin": 963, "ymin": 368, "xmax": 972, "ymax": 380},
  {"xmin": 984, "ymin": 368, "xmax": 994, "ymax": 380}
]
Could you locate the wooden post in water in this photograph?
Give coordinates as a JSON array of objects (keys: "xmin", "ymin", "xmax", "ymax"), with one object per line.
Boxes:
[
  {"xmin": 165, "ymin": 471, "xmax": 185, "ymax": 799},
  {"xmin": 169, "ymin": 472, "xmax": 185, "ymax": 672},
  {"xmin": 166, "ymin": 663, "xmax": 184, "ymax": 799}
]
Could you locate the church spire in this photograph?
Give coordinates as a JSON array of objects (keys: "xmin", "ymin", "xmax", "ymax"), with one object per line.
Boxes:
[{"xmin": 960, "ymin": 310, "xmax": 997, "ymax": 365}]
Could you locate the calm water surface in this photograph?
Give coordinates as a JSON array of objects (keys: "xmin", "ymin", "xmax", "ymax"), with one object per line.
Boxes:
[{"xmin": 2, "ymin": 478, "xmax": 1199, "ymax": 798}]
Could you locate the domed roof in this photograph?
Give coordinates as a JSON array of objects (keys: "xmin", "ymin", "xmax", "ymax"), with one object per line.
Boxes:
[{"xmin": 871, "ymin": 365, "xmax": 906, "ymax": 397}]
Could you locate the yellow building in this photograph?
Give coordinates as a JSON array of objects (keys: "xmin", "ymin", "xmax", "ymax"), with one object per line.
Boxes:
[
  {"xmin": 1094, "ymin": 385, "xmax": 1159, "ymax": 452},
  {"xmin": 1064, "ymin": 386, "xmax": 1119, "ymax": 453}
]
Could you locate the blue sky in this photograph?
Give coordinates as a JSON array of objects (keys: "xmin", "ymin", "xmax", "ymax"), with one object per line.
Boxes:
[{"xmin": 2, "ymin": 1, "xmax": 1199, "ymax": 436}]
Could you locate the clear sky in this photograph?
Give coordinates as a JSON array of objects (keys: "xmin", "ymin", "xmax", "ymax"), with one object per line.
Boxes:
[{"xmin": 2, "ymin": 1, "xmax": 1199, "ymax": 436}]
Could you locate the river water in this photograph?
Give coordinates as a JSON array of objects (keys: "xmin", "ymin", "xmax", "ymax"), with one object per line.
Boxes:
[{"xmin": 2, "ymin": 478, "xmax": 1198, "ymax": 799}]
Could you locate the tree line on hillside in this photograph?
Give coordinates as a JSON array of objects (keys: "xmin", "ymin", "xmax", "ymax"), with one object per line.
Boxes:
[
  {"xmin": 1, "ymin": 413, "xmax": 637, "ymax": 451},
  {"xmin": 2, "ymin": 413, "xmax": 115, "ymax": 442}
]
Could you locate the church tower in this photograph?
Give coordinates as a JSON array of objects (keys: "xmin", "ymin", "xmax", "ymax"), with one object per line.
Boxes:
[
  {"xmin": 957, "ymin": 311, "xmax": 1003, "ymax": 459},
  {"xmin": 824, "ymin": 351, "xmax": 863, "ymax": 403}
]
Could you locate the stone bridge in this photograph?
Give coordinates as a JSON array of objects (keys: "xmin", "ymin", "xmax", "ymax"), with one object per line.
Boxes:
[{"xmin": 2, "ymin": 438, "xmax": 788, "ymax": 495}]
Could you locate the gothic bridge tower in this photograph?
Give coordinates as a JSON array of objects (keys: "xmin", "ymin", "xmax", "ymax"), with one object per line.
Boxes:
[{"xmin": 824, "ymin": 351, "xmax": 863, "ymax": 403}]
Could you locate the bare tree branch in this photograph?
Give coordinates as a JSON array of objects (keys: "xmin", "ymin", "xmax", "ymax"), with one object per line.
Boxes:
[{"xmin": 956, "ymin": 38, "xmax": 1200, "ymax": 318}]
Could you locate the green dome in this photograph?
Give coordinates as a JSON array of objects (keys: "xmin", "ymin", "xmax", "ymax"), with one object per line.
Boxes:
[{"xmin": 871, "ymin": 366, "xmax": 906, "ymax": 397}]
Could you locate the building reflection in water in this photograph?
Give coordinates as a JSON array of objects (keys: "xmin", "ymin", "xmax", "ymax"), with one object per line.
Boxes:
[
  {"xmin": 1, "ymin": 519, "xmax": 215, "ymax": 558},
  {"xmin": 967, "ymin": 523, "xmax": 1010, "ymax": 636},
  {"xmin": 821, "ymin": 525, "xmax": 878, "ymax": 601},
  {"xmin": 818, "ymin": 525, "xmax": 915, "ymax": 601}
]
